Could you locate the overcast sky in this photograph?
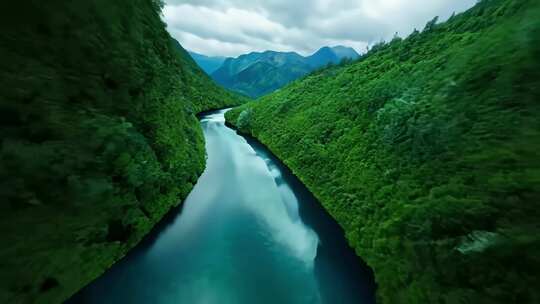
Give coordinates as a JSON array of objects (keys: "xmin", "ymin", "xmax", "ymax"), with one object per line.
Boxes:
[{"xmin": 163, "ymin": 0, "xmax": 477, "ymax": 58}]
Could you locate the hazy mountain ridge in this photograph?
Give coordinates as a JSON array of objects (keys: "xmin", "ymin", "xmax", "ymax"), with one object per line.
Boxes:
[
  {"xmin": 191, "ymin": 46, "xmax": 359, "ymax": 98},
  {"xmin": 188, "ymin": 51, "xmax": 227, "ymax": 75}
]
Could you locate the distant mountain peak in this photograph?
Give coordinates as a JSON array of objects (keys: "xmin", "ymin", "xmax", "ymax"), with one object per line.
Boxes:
[
  {"xmin": 306, "ymin": 47, "xmax": 339, "ymax": 67},
  {"xmin": 188, "ymin": 51, "xmax": 228, "ymax": 75},
  {"xmin": 329, "ymin": 46, "xmax": 360, "ymax": 60},
  {"xmin": 313, "ymin": 46, "xmax": 334, "ymax": 54},
  {"xmin": 190, "ymin": 45, "xmax": 359, "ymax": 98}
]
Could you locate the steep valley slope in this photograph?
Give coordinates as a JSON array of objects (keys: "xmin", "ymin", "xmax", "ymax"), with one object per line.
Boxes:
[
  {"xmin": 227, "ymin": 0, "xmax": 540, "ymax": 302},
  {"xmin": 0, "ymin": 1, "xmax": 244, "ymax": 303}
]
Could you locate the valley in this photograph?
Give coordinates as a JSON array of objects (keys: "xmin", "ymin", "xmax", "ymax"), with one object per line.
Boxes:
[
  {"xmin": 1, "ymin": 0, "xmax": 538, "ymax": 303},
  {"xmin": 193, "ymin": 46, "xmax": 359, "ymax": 98}
]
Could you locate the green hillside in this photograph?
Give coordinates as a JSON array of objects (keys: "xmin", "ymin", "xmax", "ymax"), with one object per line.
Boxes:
[
  {"xmin": 229, "ymin": 61, "xmax": 310, "ymax": 97},
  {"xmin": 0, "ymin": 1, "xmax": 243, "ymax": 303},
  {"xmin": 227, "ymin": 0, "xmax": 540, "ymax": 302}
]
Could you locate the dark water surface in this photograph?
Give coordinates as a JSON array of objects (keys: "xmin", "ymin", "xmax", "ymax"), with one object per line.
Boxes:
[{"xmin": 68, "ymin": 110, "xmax": 375, "ymax": 304}]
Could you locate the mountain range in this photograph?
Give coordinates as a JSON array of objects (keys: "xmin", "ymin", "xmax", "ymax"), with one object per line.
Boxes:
[
  {"xmin": 190, "ymin": 46, "xmax": 360, "ymax": 98},
  {"xmin": 188, "ymin": 51, "xmax": 227, "ymax": 74}
]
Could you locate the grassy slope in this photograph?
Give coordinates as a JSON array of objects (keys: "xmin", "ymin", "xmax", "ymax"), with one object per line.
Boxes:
[
  {"xmin": 0, "ymin": 1, "xmax": 244, "ymax": 303},
  {"xmin": 227, "ymin": 0, "xmax": 540, "ymax": 303}
]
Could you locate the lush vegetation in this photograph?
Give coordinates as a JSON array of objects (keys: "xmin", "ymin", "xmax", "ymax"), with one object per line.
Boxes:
[
  {"xmin": 227, "ymin": 0, "xmax": 540, "ymax": 302},
  {"xmin": 0, "ymin": 1, "xmax": 244, "ymax": 303},
  {"xmin": 210, "ymin": 47, "xmax": 359, "ymax": 98}
]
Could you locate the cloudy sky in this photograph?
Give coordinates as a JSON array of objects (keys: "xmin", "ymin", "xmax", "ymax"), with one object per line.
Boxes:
[{"xmin": 163, "ymin": 0, "xmax": 477, "ymax": 58}]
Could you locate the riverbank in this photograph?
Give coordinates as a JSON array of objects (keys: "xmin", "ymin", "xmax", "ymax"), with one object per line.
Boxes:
[
  {"xmin": 68, "ymin": 110, "xmax": 376, "ymax": 304},
  {"xmin": 0, "ymin": 2, "xmax": 244, "ymax": 303},
  {"xmin": 224, "ymin": 1, "xmax": 540, "ymax": 302}
]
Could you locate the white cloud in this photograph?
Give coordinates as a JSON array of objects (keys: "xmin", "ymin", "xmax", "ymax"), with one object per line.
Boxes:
[{"xmin": 163, "ymin": 0, "xmax": 477, "ymax": 57}]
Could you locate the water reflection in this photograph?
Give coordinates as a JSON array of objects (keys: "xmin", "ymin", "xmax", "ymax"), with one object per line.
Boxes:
[{"xmin": 67, "ymin": 109, "xmax": 374, "ymax": 304}]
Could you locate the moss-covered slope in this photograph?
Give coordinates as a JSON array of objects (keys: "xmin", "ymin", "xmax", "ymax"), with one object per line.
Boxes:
[
  {"xmin": 227, "ymin": 0, "xmax": 540, "ymax": 302},
  {"xmin": 0, "ymin": 1, "xmax": 243, "ymax": 303}
]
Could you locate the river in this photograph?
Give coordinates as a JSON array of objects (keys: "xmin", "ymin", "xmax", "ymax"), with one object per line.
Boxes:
[{"xmin": 67, "ymin": 109, "xmax": 375, "ymax": 304}]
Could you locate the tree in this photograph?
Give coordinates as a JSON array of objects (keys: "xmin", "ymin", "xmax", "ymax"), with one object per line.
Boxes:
[{"xmin": 424, "ymin": 16, "xmax": 439, "ymax": 32}]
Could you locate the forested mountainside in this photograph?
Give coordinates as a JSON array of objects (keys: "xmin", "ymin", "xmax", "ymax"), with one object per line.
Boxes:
[
  {"xmin": 211, "ymin": 46, "xmax": 359, "ymax": 98},
  {"xmin": 227, "ymin": 0, "xmax": 540, "ymax": 303},
  {"xmin": 0, "ymin": 1, "xmax": 243, "ymax": 303}
]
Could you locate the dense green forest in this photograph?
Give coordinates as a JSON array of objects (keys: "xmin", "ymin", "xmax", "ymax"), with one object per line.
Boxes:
[
  {"xmin": 227, "ymin": 0, "xmax": 540, "ymax": 302},
  {"xmin": 0, "ymin": 1, "xmax": 244, "ymax": 303}
]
